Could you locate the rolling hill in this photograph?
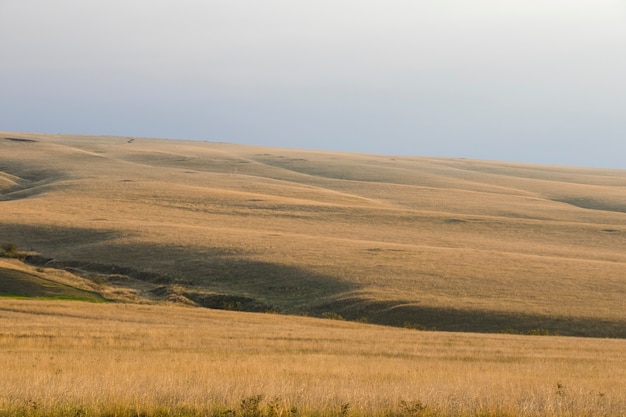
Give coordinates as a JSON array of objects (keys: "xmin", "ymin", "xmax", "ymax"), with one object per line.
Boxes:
[{"xmin": 1, "ymin": 132, "xmax": 625, "ymax": 337}]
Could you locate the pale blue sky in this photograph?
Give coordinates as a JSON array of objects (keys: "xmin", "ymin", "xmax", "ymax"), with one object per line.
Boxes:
[{"xmin": 1, "ymin": 1, "xmax": 625, "ymax": 168}]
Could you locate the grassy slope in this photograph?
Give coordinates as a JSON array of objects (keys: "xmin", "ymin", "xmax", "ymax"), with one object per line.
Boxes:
[
  {"xmin": 0, "ymin": 260, "xmax": 105, "ymax": 302},
  {"xmin": 1, "ymin": 132, "xmax": 625, "ymax": 336}
]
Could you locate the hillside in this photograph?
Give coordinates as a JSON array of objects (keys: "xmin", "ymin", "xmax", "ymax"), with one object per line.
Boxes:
[
  {"xmin": 1, "ymin": 132, "xmax": 625, "ymax": 337},
  {"xmin": 0, "ymin": 259, "xmax": 104, "ymax": 302}
]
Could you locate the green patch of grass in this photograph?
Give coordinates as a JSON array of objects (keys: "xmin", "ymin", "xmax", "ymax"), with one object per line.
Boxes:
[{"xmin": 0, "ymin": 267, "xmax": 106, "ymax": 302}]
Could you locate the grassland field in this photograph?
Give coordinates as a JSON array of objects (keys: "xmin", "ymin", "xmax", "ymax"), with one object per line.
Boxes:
[
  {"xmin": 0, "ymin": 132, "xmax": 625, "ymax": 416},
  {"xmin": 1, "ymin": 299, "xmax": 625, "ymax": 417}
]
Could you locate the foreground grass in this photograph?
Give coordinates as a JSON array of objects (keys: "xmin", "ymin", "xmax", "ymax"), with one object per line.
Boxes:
[{"xmin": 1, "ymin": 300, "xmax": 624, "ymax": 417}]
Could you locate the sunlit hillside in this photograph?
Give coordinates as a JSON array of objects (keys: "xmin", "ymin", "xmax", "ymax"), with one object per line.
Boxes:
[{"xmin": 1, "ymin": 132, "xmax": 625, "ymax": 336}]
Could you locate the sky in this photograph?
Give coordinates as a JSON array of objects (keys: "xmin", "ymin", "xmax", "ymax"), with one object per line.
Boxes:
[{"xmin": 1, "ymin": 1, "xmax": 625, "ymax": 169}]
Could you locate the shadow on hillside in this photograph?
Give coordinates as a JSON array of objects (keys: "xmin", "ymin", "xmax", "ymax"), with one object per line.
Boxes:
[
  {"xmin": 316, "ymin": 298, "xmax": 626, "ymax": 338},
  {"xmin": 0, "ymin": 224, "xmax": 118, "ymax": 252},
  {"xmin": 3, "ymin": 224, "xmax": 625, "ymax": 338},
  {"xmin": 0, "ymin": 161, "xmax": 67, "ymax": 201},
  {"xmin": 4, "ymin": 137, "xmax": 38, "ymax": 143},
  {"xmin": 2, "ymin": 224, "xmax": 357, "ymax": 313},
  {"xmin": 554, "ymin": 197, "xmax": 626, "ymax": 214},
  {"xmin": 33, "ymin": 248, "xmax": 358, "ymax": 313},
  {"xmin": 0, "ymin": 266, "xmax": 105, "ymax": 302}
]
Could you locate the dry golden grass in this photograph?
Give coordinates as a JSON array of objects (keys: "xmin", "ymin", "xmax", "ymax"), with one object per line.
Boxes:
[
  {"xmin": 1, "ymin": 299, "xmax": 625, "ymax": 416},
  {"xmin": 1, "ymin": 133, "xmax": 626, "ymax": 416},
  {"xmin": 1, "ymin": 132, "xmax": 625, "ymax": 336}
]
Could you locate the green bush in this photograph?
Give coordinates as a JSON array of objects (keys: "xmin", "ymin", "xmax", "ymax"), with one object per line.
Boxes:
[
  {"xmin": 0, "ymin": 242, "xmax": 23, "ymax": 258},
  {"xmin": 321, "ymin": 312, "xmax": 345, "ymax": 321}
]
